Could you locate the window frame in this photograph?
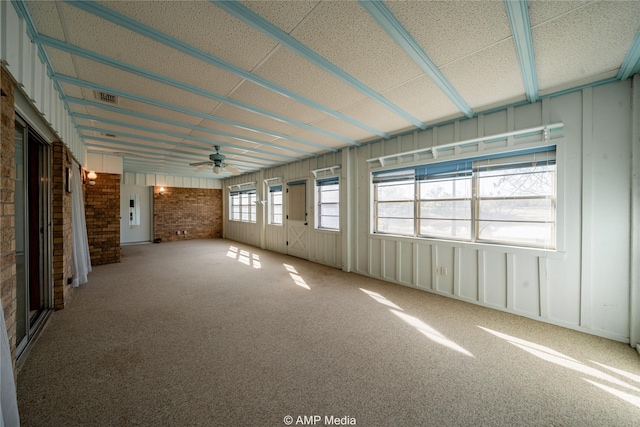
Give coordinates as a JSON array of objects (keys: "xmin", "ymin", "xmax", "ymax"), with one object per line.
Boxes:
[
  {"xmin": 268, "ymin": 184, "xmax": 283, "ymax": 226},
  {"xmin": 229, "ymin": 188, "xmax": 257, "ymax": 223},
  {"xmin": 315, "ymin": 176, "xmax": 340, "ymax": 231},
  {"xmin": 371, "ymin": 146, "xmax": 557, "ymax": 250}
]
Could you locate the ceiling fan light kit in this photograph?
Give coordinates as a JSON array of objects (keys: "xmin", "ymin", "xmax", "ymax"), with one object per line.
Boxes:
[{"xmin": 188, "ymin": 145, "xmax": 239, "ymax": 175}]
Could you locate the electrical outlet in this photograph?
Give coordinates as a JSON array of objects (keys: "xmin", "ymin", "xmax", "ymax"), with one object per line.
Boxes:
[
  {"xmin": 437, "ymin": 267, "xmax": 448, "ymax": 276},
  {"xmin": 176, "ymin": 231, "xmax": 181, "ymax": 235},
  {"xmin": 183, "ymin": 230, "xmax": 187, "ymax": 234}
]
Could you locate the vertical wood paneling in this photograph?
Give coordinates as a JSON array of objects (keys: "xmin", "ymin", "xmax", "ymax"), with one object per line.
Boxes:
[
  {"xmin": 484, "ymin": 252, "xmax": 507, "ymax": 308},
  {"xmin": 539, "ymin": 257, "xmax": 549, "ymax": 318},
  {"xmin": 398, "ymin": 241, "xmax": 413, "ymax": 285},
  {"xmin": 458, "ymin": 248, "xmax": 478, "ymax": 301},
  {"xmin": 513, "ymin": 254, "xmax": 541, "ymax": 316},
  {"xmin": 580, "ymin": 87, "xmax": 593, "ymax": 329},
  {"xmin": 383, "ymin": 239, "xmax": 396, "ymax": 281},
  {"xmin": 416, "ymin": 243, "xmax": 432, "ymax": 289}
]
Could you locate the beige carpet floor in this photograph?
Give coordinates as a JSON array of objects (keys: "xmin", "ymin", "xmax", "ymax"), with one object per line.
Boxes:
[{"xmin": 16, "ymin": 239, "xmax": 640, "ymax": 426}]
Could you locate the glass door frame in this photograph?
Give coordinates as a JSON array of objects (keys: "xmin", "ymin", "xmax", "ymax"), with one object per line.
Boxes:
[{"xmin": 14, "ymin": 114, "xmax": 53, "ymax": 359}]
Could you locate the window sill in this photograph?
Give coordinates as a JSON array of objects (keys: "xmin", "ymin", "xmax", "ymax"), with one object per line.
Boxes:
[{"xmin": 369, "ymin": 233, "xmax": 565, "ymax": 259}]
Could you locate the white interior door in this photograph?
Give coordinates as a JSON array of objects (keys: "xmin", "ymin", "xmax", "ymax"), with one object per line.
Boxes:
[
  {"xmin": 287, "ymin": 181, "xmax": 308, "ymax": 259},
  {"xmin": 120, "ymin": 185, "xmax": 152, "ymax": 244}
]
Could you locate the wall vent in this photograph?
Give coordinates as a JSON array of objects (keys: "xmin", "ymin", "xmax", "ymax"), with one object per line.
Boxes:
[
  {"xmin": 94, "ymin": 90, "xmax": 118, "ymax": 104},
  {"xmin": 102, "ymin": 133, "xmax": 117, "ymax": 138}
]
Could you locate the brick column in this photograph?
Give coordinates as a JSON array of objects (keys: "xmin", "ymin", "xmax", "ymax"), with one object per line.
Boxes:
[
  {"xmin": 0, "ymin": 67, "xmax": 17, "ymax": 372},
  {"xmin": 85, "ymin": 173, "xmax": 121, "ymax": 265},
  {"xmin": 51, "ymin": 141, "xmax": 73, "ymax": 309}
]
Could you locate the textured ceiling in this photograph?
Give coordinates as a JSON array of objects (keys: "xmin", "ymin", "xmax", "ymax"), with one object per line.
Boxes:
[{"xmin": 21, "ymin": 0, "xmax": 640, "ymax": 178}]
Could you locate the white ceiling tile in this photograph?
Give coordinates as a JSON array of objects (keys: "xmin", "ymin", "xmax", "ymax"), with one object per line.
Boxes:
[
  {"xmin": 253, "ymin": 46, "xmax": 367, "ymax": 112},
  {"xmin": 59, "ymin": 83, "xmax": 84, "ymax": 99},
  {"xmin": 211, "ymin": 103, "xmax": 311, "ymax": 137},
  {"xmin": 197, "ymin": 119, "xmax": 287, "ymax": 143},
  {"xmin": 57, "ymin": 3, "xmax": 242, "ymax": 97},
  {"xmin": 382, "ymin": 75, "xmax": 462, "ymax": 125},
  {"xmin": 97, "ymin": 0, "xmax": 278, "ymax": 72},
  {"xmin": 229, "ymin": 80, "xmax": 328, "ymax": 125},
  {"xmin": 386, "ymin": 0, "xmax": 512, "ymax": 67},
  {"xmin": 533, "ymin": 1, "xmax": 640, "ymax": 90},
  {"xmin": 528, "ymin": 1, "xmax": 592, "ymax": 27},
  {"xmin": 286, "ymin": 121, "xmax": 370, "ymax": 148},
  {"xmin": 70, "ymin": 56, "xmax": 221, "ymax": 115},
  {"xmin": 340, "ymin": 99, "xmax": 416, "ymax": 137},
  {"xmin": 289, "ymin": 1, "xmax": 423, "ymax": 93},
  {"xmin": 240, "ymin": 1, "xmax": 320, "ymax": 33},
  {"xmin": 84, "ymin": 107, "xmax": 195, "ymax": 136},
  {"xmin": 43, "ymin": 48, "xmax": 78, "ymax": 78},
  {"xmin": 441, "ymin": 40, "xmax": 526, "ymax": 111},
  {"xmin": 25, "ymin": 1, "xmax": 65, "ymax": 40}
]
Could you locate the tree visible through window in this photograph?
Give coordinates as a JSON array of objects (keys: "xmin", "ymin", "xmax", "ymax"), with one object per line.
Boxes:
[{"xmin": 372, "ymin": 147, "xmax": 556, "ymax": 249}]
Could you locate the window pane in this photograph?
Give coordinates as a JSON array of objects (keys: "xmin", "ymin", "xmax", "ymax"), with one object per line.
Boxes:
[
  {"xmin": 377, "ymin": 181, "xmax": 414, "ymax": 201},
  {"xmin": 478, "ymin": 167, "xmax": 554, "ymax": 197},
  {"xmin": 420, "ymin": 178, "xmax": 471, "ymax": 199},
  {"xmin": 273, "ymin": 214, "xmax": 282, "ymax": 224},
  {"xmin": 420, "ymin": 200, "xmax": 470, "ymax": 220},
  {"xmin": 377, "ymin": 201, "xmax": 413, "ymax": 218},
  {"xmin": 320, "ymin": 188, "xmax": 339, "ymax": 203},
  {"xmin": 320, "ymin": 203, "xmax": 339, "ymax": 216},
  {"xmin": 376, "ymin": 218, "xmax": 414, "ymax": 235},
  {"xmin": 477, "ymin": 221, "xmax": 554, "ymax": 247},
  {"xmin": 420, "ymin": 219, "xmax": 471, "ymax": 239},
  {"xmin": 478, "ymin": 198, "xmax": 554, "ymax": 221},
  {"xmin": 272, "ymin": 193, "xmax": 282, "ymax": 204},
  {"xmin": 273, "ymin": 205, "xmax": 282, "ymax": 215},
  {"xmin": 320, "ymin": 216, "xmax": 339, "ymax": 229}
]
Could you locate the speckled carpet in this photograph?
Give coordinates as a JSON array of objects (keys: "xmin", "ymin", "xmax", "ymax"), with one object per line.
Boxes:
[{"xmin": 16, "ymin": 239, "xmax": 640, "ymax": 426}]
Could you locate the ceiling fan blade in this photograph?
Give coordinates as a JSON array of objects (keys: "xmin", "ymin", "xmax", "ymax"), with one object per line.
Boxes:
[
  {"xmin": 225, "ymin": 165, "xmax": 241, "ymax": 175},
  {"xmin": 189, "ymin": 161, "xmax": 213, "ymax": 166},
  {"xmin": 194, "ymin": 164, "xmax": 210, "ymax": 173}
]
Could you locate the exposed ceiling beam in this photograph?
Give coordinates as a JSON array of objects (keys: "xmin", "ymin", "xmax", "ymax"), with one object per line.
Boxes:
[
  {"xmin": 78, "ymin": 126, "xmax": 280, "ymax": 165},
  {"xmin": 618, "ymin": 28, "xmax": 640, "ymax": 80},
  {"xmin": 35, "ymin": 34, "xmax": 360, "ymax": 146},
  {"xmin": 54, "ymin": 74, "xmax": 336, "ymax": 151},
  {"xmin": 358, "ymin": 0, "xmax": 473, "ymax": 119},
  {"xmin": 72, "ymin": 114, "xmax": 301, "ymax": 160},
  {"xmin": 213, "ymin": 0, "xmax": 427, "ymax": 130},
  {"xmin": 505, "ymin": 0, "xmax": 539, "ymax": 103},
  {"xmin": 66, "ymin": 96, "xmax": 328, "ymax": 155},
  {"xmin": 65, "ymin": 0, "xmax": 390, "ymax": 139}
]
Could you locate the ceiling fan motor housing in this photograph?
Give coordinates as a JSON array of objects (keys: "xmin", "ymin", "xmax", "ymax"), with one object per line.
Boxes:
[{"xmin": 209, "ymin": 153, "xmax": 225, "ymax": 166}]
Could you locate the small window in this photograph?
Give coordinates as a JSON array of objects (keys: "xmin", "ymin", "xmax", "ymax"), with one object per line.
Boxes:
[
  {"xmin": 269, "ymin": 185, "xmax": 283, "ymax": 225},
  {"xmin": 229, "ymin": 189, "xmax": 256, "ymax": 223},
  {"xmin": 316, "ymin": 177, "xmax": 339, "ymax": 230}
]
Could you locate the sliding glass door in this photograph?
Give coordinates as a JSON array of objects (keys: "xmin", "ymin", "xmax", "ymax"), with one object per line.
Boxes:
[{"xmin": 14, "ymin": 116, "xmax": 52, "ymax": 357}]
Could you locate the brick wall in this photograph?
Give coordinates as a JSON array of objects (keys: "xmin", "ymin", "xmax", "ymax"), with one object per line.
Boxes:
[
  {"xmin": 85, "ymin": 173, "xmax": 120, "ymax": 265},
  {"xmin": 0, "ymin": 67, "xmax": 17, "ymax": 372},
  {"xmin": 153, "ymin": 186, "xmax": 222, "ymax": 242},
  {"xmin": 51, "ymin": 142, "xmax": 73, "ymax": 309}
]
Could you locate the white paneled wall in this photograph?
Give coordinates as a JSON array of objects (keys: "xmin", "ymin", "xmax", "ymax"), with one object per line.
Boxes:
[
  {"xmin": 121, "ymin": 171, "xmax": 222, "ymax": 189},
  {"xmin": 224, "ymin": 79, "xmax": 638, "ymax": 344},
  {"xmin": 1, "ymin": 1, "xmax": 85, "ymax": 164}
]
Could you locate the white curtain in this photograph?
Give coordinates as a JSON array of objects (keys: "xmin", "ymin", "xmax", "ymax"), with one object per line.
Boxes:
[
  {"xmin": 0, "ymin": 301, "xmax": 20, "ymax": 427},
  {"xmin": 72, "ymin": 161, "xmax": 91, "ymax": 287}
]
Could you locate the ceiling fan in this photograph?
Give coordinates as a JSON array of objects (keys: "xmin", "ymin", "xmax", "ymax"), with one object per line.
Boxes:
[{"xmin": 189, "ymin": 146, "xmax": 240, "ymax": 175}]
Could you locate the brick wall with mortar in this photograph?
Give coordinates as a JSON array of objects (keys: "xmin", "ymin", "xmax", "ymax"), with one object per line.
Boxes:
[
  {"xmin": 85, "ymin": 173, "xmax": 120, "ymax": 265},
  {"xmin": 153, "ymin": 186, "xmax": 222, "ymax": 242},
  {"xmin": 51, "ymin": 141, "xmax": 73, "ymax": 309},
  {"xmin": 1, "ymin": 67, "xmax": 17, "ymax": 373}
]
